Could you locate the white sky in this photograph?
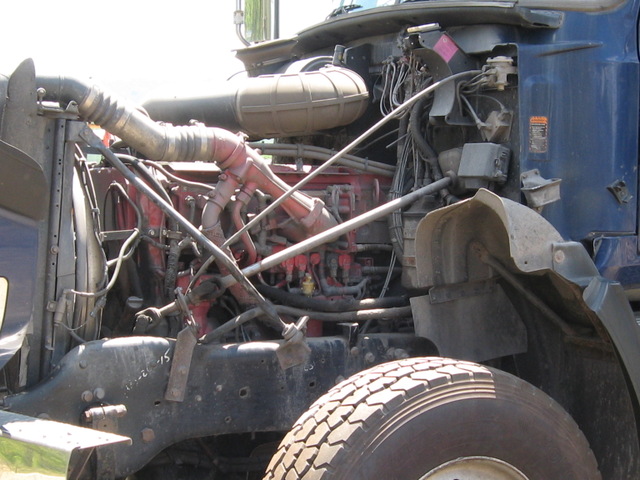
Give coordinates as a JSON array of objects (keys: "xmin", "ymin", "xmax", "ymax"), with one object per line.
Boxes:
[{"xmin": 2, "ymin": 0, "xmax": 333, "ymax": 102}]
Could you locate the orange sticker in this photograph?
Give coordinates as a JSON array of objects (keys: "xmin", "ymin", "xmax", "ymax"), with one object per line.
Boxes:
[{"xmin": 529, "ymin": 116, "xmax": 548, "ymax": 154}]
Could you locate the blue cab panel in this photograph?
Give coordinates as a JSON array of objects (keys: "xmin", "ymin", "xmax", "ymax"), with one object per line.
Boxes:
[
  {"xmin": 0, "ymin": 140, "xmax": 47, "ymax": 368},
  {"xmin": 517, "ymin": 6, "xmax": 639, "ymax": 242},
  {"xmin": 0, "ymin": 210, "xmax": 39, "ymax": 367}
]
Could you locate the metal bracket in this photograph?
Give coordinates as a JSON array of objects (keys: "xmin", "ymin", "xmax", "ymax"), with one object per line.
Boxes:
[
  {"xmin": 521, "ymin": 169, "xmax": 561, "ymax": 211},
  {"xmin": 276, "ymin": 316, "xmax": 312, "ymax": 369},
  {"xmin": 83, "ymin": 404, "xmax": 127, "ymax": 433},
  {"xmin": 101, "ymin": 229, "xmax": 138, "ymax": 242},
  {"xmin": 164, "ymin": 326, "xmax": 198, "ymax": 402},
  {"xmin": 82, "ymin": 405, "xmax": 128, "ymax": 480},
  {"xmin": 339, "ymin": 322, "xmax": 359, "ymax": 348},
  {"xmin": 607, "ymin": 179, "xmax": 632, "ymax": 204}
]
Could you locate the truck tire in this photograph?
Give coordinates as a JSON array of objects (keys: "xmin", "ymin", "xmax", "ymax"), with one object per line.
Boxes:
[{"xmin": 263, "ymin": 357, "xmax": 600, "ymax": 480}]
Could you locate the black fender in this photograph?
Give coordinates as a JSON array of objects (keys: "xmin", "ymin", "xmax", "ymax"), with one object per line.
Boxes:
[{"xmin": 410, "ymin": 188, "xmax": 640, "ymax": 403}]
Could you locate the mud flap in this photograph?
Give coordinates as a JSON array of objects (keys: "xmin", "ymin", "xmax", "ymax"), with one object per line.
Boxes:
[{"xmin": 583, "ymin": 276, "xmax": 640, "ymax": 402}]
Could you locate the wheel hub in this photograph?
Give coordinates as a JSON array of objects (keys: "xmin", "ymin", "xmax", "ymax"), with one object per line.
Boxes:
[{"xmin": 420, "ymin": 456, "xmax": 530, "ymax": 480}]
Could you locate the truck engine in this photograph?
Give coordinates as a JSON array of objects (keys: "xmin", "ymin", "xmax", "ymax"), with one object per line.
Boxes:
[{"xmin": 83, "ymin": 26, "xmax": 519, "ymax": 349}]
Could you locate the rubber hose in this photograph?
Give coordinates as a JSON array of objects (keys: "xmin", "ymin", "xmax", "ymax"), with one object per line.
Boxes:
[{"xmin": 256, "ymin": 284, "xmax": 408, "ymax": 312}]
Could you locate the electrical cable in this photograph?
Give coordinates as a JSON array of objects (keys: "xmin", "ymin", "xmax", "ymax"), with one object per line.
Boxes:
[
  {"xmin": 81, "ymin": 127, "xmax": 283, "ymax": 328},
  {"xmin": 223, "ymin": 70, "xmax": 481, "ymax": 250},
  {"xmin": 115, "ymin": 154, "xmax": 173, "ymax": 206}
]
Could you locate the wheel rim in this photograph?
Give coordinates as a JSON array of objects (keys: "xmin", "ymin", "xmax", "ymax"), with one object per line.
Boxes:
[{"xmin": 419, "ymin": 456, "xmax": 530, "ymax": 480}]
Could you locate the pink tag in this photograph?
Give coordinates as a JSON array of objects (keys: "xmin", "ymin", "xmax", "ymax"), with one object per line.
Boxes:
[{"xmin": 434, "ymin": 35, "xmax": 459, "ymax": 63}]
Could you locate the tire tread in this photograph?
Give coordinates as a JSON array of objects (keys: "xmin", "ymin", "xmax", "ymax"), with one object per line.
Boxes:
[
  {"xmin": 263, "ymin": 357, "xmax": 599, "ymax": 480},
  {"xmin": 264, "ymin": 358, "xmax": 481, "ymax": 480}
]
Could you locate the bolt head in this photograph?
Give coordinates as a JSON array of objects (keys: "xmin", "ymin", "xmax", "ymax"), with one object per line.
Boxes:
[
  {"xmin": 394, "ymin": 348, "xmax": 409, "ymax": 360},
  {"xmin": 141, "ymin": 428, "xmax": 155, "ymax": 443},
  {"xmin": 81, "ymin": 391, "xmax": 94, "ymax": 403}
]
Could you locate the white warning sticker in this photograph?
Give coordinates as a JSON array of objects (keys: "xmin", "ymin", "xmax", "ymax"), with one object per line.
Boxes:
[{"xmin": 529, "ymin": 116, "xmax": 549, "ymax": 154}]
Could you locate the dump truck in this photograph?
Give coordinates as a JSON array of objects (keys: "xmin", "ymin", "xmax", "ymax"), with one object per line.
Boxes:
[{"xmin": 0, "ymin": 0, "xmax": 639, "ymax": 478}]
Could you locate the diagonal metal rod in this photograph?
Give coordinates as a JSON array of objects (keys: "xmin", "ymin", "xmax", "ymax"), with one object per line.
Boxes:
[
  {"xmin": 222, "ymin": 70, "xmax": 481, "ymax": 249},
  {"xmin": 219, "ymin": 175, "xmax": 452, "ymax": 288},
  {"xmin": 80, "ymin": 127, "xmax": 282, "ymax": 325},
  {"xmin": 471, "ymin": 241, "xmax": 578, "ymax": 337}
]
